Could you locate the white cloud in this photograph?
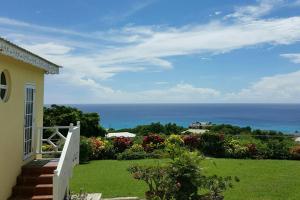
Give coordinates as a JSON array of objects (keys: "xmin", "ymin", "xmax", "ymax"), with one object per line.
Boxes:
[
  {"xmin": 225, "ymin": 0, "xmax": 284, "ymax": 20},
  {"xmin": 22, "ymin": 42, "xmax": 73, "ymax": 56},
  {"xmin": 281, "ymin": 53, "xmax": 300, "ymax": 63},
  {"xmin": 2, "ymin": 0, "xmax": 300, "ymax": 103},
  {"xmin": 45, "ymin": 81, "xmax": 221, "ymax": 104},
  {"xmin": 227, "ymin": 70, "xmax": 300, "ymax": 103}
]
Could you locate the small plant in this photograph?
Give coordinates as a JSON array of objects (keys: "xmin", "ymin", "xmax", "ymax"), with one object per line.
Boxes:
[
  {"xmin": 70, "ymin": 188, "xmax": 88, "ymax": 200},
  {"xmin": 129, "ymin": 149, "xmax": 237, "ymax": 200}
]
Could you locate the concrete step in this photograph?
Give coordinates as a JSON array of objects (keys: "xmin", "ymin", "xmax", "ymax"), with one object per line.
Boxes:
[
  {"xmin": 12, "ymin": 184, "xmax": 53, "ymax": 196},
  {"xmin": 8, "ymin": 195, "xmax": 53, "ymax": 200},
  {"xmin": 17, "ymin": 174, "xmax": 54, "ymax": 185}
]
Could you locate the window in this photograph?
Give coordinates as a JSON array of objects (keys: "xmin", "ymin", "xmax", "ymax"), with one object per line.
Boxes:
[{"xmin": 0, "ymin": 70, "xmax": 10, "ymax": 102}]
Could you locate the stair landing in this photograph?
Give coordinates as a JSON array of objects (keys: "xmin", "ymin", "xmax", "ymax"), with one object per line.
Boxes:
[{"xmin": 8, "ymin": 159, "xmax": 58, "ymax": 200}]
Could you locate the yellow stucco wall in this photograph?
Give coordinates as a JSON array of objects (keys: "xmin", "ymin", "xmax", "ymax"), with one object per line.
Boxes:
[{"xmin": 0, "ymin": 54, "xmax": 45, "ymax": 200}]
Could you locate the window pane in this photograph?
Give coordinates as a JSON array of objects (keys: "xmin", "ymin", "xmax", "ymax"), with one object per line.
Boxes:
[
  {"xmin": 1, "ymin": 72, "xmax": 6, "ymax": 85},
  {"xmin": 0, "ymin": 89, "xmax": 6, "ymax": 99}
]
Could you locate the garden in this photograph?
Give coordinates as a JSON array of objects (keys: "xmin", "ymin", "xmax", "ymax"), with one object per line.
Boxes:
[{"xmin": 44, "ymin": 105, "xmax": 300, "ymax": 200}]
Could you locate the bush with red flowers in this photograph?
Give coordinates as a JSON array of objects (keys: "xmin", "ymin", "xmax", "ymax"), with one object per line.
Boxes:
[
  {"xmin": 290, "ymin": 145, "xmax": 300, "ymax": 160},
  {"xmin": 183, "ymin": 134, "xmax": 201, "ymax": 150},
  {"xmin": 142, "ymin": 134, "xmax": 165, "ymax": 152},
  {"xmin": 113, "ymin": 137, "xmax": 133, "ymax": 153},
  {"xmin": 246, "ymin": 143, "xmax": 258, "ymax": 158}
]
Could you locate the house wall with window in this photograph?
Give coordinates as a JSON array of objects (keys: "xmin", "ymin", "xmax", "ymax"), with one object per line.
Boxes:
[{"xmin": 0, "ymin": 54, "xmax": 45, "ymax": 200}]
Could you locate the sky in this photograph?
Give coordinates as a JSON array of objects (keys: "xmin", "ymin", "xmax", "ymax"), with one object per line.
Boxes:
[{"xmin": 1, "ymin": 0, "xmax": 300, "ymax": 104}]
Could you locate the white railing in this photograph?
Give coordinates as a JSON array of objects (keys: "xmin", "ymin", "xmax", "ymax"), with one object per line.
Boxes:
[
  {"xmin": 37, "ymin": 122, "xmax": 80, "ymax": 200},
  {"xmin": 53, "ymin": 121, "xmax": 80, "ymax": 200}
]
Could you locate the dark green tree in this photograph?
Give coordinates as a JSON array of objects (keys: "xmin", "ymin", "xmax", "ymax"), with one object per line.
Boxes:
[{"xmin": 44, "ymin": 105, "xmax": 107, "ymax": 137}]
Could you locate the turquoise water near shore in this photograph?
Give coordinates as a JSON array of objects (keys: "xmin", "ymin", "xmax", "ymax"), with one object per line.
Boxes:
[{"xmin": 69, "ymin": 104, "xmax": 300, "ymax": 133}]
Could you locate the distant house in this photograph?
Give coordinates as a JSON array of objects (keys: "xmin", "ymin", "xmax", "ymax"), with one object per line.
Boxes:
[
  {"xmin": 189, "ymin": 121, "xmax": 212, "ymax": 129},
  {"xmin": 0, "ymin": 37, "xmax": 79, "ymax": 200},
  {"xmin": 106, "ymin": 132, "xmax": 136, "ymax": 138}
]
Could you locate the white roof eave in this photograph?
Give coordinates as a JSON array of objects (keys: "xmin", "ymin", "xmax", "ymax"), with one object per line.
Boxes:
[{"xmin": 0, "ymin": 38, "xmax": 60, "ymax": 74}]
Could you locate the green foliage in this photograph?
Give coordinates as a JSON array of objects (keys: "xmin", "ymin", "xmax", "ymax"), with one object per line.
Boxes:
[
  {"xmin": 224, "ymin": 139, "xmax": 248, "ymax": 158},
  {"xmin": 209, "ymin": 124, "xmax": 251, "ymax": 135},
  {"xmin": 89, "ymin": 137, "xmax": 115, "ymax": 160},
  {"xmin": 130, "ymin": 144, "xmax": 145, "ymax": 152},
  {"xmin": 117, "ymin": 150, "xmax": 164, "ymax": 160},
  {"xmin": 79, "ymin": 136, "xmax": 92, "ymax": 164},
  {"xmin": 71, "ymin": 159, "xmax": 300, "ymax": 200},
  {"xmin": 128, "ymin": 149, "xmax": 237, "ymax": 200},
  {"xmin": 44, "ymin": 104, "xmax": 107, "ymax": 137},
  {"xmin": 118, "ymin": 122, "xmax": 185, "ymax": 136},
  {"xmin": 201, "ymin": 133, "xmax": 225, "ymax": 157},
  {"xmin": 165, "ymin": 134, "xmax": 184, "ymax": 146}
]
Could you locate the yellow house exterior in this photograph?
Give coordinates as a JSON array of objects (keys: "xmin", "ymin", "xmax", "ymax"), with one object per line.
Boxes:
[{"xmin": 0, "ymin": 38, "xmax": 60, "ymax": 200}]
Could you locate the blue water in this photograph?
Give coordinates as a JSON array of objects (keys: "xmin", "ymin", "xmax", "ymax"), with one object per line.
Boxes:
[{"xmin": 69, "ymin": 104, "xmax": 300, "ymax": 133}]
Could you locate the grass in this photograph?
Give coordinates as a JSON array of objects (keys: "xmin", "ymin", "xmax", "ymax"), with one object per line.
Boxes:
[{"xmin": 70, "ymin": 158, "xmax": 300, "ymax": 200}]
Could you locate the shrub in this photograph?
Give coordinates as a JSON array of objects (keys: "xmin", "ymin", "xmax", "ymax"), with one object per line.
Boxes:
[
  {"xmin": 143, "ymin": 134, "xmax": 165, "ymax": 152},
  {"xmin": 117, "ymin": 149, "xmax": 166, "ymax": 160},
  {"xmin": 265, "ymin": 139, "xmax": 293, "ymax": 159},
  {"xmin": 183, "ymin": 134, "xmax": 201, "ymax": 150},
  {"xmin": 129, "ymin": 144, "xmax": 145, "ymax": 152},
  {"xmin": 117, "ymin": 150, "xmax": 149, "ymax": 160},
  {"xmin": 89, "ymin": 137, "xmax": 106, "ymax": 159},
  {"xmin": 290, "ymin": 145, "xmax": 300, "ymax": 160},
  {"xmin": 128, "ymin": 165, "xmax": 172, "ymax": 199},
  {"xmin": 224, "ymin": 139, "xmax": 248, "ymax": 158},
  {"xmin": 246, "ymin": 143, "xmax": 258, "ymax": 158},
  {"xmin": 113, "ymin": 137, "xmax": 133, "ymax": 153},
  {"xmin": 128, "ymin": 149, "xmax": 237, "ymax": 200},
  {"xmin": 201, "ymin": 133, "xmax": 225, "ymax": 157},
  {"xmin": 79, "ymin": 137, "xmax": 92, "ymax": 164},
  {"xmin": 89, "ymin": 137, "xmax": 115, "ymax": 159},
  {"xmin": 165, "ymin": 134, "xmax": 184, "ymax": 147}
]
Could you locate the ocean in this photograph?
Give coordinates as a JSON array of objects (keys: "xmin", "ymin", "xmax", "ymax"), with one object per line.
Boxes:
[{"xmin": 69, "ymin": 104, "xmax": 300, "ymax": 133}]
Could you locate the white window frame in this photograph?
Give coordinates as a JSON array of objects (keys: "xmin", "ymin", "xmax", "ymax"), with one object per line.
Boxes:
[{"xmin": 23, "ymin": 84, "xmax": 36, "ymax": 160}]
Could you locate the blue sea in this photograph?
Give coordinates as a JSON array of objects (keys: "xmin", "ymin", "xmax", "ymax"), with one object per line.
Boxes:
[{"xmin": 69, "ymin": 104, "xmax": 300, "ymax": 133}]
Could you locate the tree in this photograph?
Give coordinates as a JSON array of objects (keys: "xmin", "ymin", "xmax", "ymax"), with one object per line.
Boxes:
[{"xmin": 44, "ymin": 105, "xmax": 107, "ymax": 137}]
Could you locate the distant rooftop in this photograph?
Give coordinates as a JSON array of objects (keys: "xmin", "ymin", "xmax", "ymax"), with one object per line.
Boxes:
[
  {"xmin": 106, "ymin": 132, "xmax": 136, "ymax": 138},
  {"xmin": 0, "ymin": 37, "xmax": 61, "ymax": 74}
]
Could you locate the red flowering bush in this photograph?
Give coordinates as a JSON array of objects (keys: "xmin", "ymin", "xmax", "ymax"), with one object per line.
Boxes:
[
  {"xmin": 142, "ymin": 134, "xmax": 165, "ymax": 152},
  {"xmin": 113, "ymin": 137, "xmax": 133, "ymax": 153},
  {"xmin": 183, "ymin": 134, "xmax": 201, "ymax": 149},
  {"xmin": 246, "ymin": 143, "xmax": 258, "ymax": 158},
  {"xmin": 89, "ymin": 137, "xmax": 115, "ymax": 159},
  {"xmin": 290, "ymin": 145, "xmax": 300, "ymax": 160},
  {"xmin": 89, "ymin": 137, "xmax": 106, "ymax": 159}
]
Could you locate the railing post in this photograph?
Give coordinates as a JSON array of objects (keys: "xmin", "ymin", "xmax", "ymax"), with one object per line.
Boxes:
[
  {"xmin": 76, "ymin": 121, "xmax": 80, "ymax": 165},
  {"xmin": 53, "ymin": 170, "xmax": 59, "ymax": 200},
  {"xmin": 69, "ymin": 123, "xmax": 74, "ymax": 133}
]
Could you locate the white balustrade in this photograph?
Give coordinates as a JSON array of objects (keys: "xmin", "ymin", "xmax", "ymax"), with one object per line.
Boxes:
[{"xmin": 37, "ymin": 121, "xmax": 80, "ymax": 200}]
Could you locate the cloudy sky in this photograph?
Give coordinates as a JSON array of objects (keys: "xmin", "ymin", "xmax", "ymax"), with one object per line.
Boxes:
[{"xmin": 1, "ymin": 0, "xmax": 300, "ymax": 103}]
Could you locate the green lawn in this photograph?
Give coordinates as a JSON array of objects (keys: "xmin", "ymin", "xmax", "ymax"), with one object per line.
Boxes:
[{"xmin": 70, "ymin": 159, "xmax": 300, "ymax": 200}]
